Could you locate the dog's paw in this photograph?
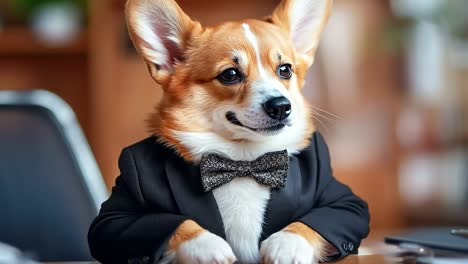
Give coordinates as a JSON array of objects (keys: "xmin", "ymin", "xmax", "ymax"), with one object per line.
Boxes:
[
  {"xmin": 175, "ymin": 231, "xmax": 237, "ymax": 264},
  {"xmin": 260, "ymin": 231, "xmax": 316, "ymax": 264}
]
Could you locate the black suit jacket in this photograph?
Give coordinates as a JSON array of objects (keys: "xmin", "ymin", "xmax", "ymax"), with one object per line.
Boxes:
[{"xmin": 88, "ymin": 132, "xmax": 370, "ymax": 263}]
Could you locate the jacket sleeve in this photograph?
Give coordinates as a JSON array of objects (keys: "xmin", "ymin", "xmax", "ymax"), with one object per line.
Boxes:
[
  {"xmin": 88, "ymin": 148, "xmax": 188, "ymax": 264},
  {"xmin": 293, "ymin": 132, "xmax": 370, "ymax": 261}
]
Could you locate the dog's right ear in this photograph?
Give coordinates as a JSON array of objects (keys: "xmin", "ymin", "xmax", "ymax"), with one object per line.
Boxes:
[
  {"xmin": 126, "ymin": 0, "xmax": 200, "ymax": 85},
  {"xmin": 269, "ymin": 0, "xmax": 333, "ymax": 68}
]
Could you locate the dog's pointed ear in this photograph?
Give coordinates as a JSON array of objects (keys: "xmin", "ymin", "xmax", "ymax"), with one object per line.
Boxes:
[
  {"xmin": 126, "ymin": 0, "xmax": 200, "ymax": 85},
  {"xmin": 269, "ymin": 0, "xmax": 333, "ymax": 67}
]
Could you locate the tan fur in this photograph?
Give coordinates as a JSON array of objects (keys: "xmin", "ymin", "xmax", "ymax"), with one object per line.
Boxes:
[
  {"xmin": 283, "ymin": 222, "xmax": 334, "ymax": 261},
  {"xmin": 144, "ymin": 20, "xmax": 313, "ymax": 160},
  {"xmin": 168, "ymin": 220, "xmax": 205, "ymax": 251}
]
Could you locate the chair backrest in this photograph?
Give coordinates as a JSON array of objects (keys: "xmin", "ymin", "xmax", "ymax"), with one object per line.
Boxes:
[{"xmin": 0, "ymin": 90, "xmax": 108, "ymax": 262}]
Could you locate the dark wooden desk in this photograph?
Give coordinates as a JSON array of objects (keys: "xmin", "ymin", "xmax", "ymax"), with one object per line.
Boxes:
[
  {"xmin": 45, "ymin": 255, "xmax": 389, "ymax": 264},
  {"xmin": 334, "ymin": 255, "xmax": 387, "ymax": 263}
]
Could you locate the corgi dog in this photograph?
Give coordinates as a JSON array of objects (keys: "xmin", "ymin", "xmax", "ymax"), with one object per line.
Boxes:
[{"xmin": 124, "ymin": 0, "xmax": 335, "ymax": 263}]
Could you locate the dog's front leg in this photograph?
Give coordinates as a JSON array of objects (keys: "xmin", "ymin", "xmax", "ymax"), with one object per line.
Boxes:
[
  {"xmin": 260, "ymin": 222, "xmax": 328, "ymax": 264},
  {"xmin": 164, "ymin": 220, "xmax": 236, "ymax": 264}
]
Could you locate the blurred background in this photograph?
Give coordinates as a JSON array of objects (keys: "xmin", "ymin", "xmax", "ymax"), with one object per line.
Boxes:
[{"xmin": 0, "ymin": 0, "xmax": 467, "ymax": 251}]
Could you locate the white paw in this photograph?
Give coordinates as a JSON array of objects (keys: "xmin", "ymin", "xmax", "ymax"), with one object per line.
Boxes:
[
  {"xmin": 175, "ymin": 231, "xmax": 237, "ymax": 264},
  {"xmin": 260, "ymin": 231, "xmax": 316, "ymax": 264}
]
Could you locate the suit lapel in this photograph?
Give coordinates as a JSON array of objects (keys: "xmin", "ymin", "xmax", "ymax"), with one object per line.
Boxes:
[
  {"xmin": 260, "ymin": 155, "xmax": 301, "ymax": 241},
  {"xmin": 165, "ymin": 156, "xmax": 226, "ymax": 239}
]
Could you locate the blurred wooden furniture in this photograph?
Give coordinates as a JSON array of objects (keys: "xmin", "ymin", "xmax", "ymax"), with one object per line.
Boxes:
[
  {"xmin": 0, "ymin": 26, "xmax": 87, "ymax": 55},
  {"xmin": 0, "ymin": 26, "xmax": 89, "ymax": 132}
]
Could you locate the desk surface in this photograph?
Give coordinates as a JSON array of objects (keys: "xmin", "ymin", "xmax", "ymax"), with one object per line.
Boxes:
[
  {"xmin": 335, "ymin": 255, "xmax": 387, "ymax": 263},
  {"xmin": 45, "ymin": 255, "xmax": 388, "ymax": 264}
]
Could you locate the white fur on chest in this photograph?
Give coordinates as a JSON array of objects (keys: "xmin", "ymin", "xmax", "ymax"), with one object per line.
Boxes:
[
  {"xmin": 174, "ymin": 130, "xmax": 304, "ymax": 263},
  {"xmin": 212, "ymin": 177, "xmax": 271, "ymax": 263}
]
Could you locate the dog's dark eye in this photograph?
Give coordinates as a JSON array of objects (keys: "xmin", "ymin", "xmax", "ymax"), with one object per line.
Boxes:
[
  {"xmin": 217, "ymin": 68, "xmax": 242, "ymax": 84},
  {"xmin": 277, "ymin": 64, "xmax": 293, "ymax": 79}
]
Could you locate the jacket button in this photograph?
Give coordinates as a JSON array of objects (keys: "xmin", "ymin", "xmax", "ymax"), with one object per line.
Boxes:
[
  {"xmin": 341, "ymin": 242, "xmax": 347, "ymax": 251},
  {"xmin": 347, "ymin": 242, "xmax": 354, "ymax": 252},
  {"xmin": 342, "ymin": 241, "xmax": 354, "ymax": 252}
]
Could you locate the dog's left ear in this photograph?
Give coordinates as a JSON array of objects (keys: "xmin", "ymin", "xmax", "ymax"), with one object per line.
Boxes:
[{"xmin": 269, "ymin": 0, "xmax": 333, "ymax": 67}]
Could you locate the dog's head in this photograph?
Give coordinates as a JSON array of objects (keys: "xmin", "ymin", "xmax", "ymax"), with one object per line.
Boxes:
[{"xmin": 126, "ymin": 0, "xmax": 332, "ymax": 160}]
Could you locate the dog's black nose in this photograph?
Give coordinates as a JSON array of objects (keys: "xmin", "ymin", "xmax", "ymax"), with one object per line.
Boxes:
[{"xmin": 263, "ymin": 96, "xmax": 291, "ymax": 121}]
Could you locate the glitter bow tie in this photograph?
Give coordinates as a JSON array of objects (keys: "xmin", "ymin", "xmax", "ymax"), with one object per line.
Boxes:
[{"xmin": 199, "ymin": 150, "xmax": 289, "ymax": 192}]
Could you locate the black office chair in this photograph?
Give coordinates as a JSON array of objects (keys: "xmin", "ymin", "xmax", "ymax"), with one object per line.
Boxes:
[{"xmin": 0, "ymin": 90, "xmax": 108, "ymax": 261}]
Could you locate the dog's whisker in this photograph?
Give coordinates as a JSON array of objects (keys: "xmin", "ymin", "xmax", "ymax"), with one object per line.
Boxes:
[
  {"xmin": 311, "ymin": 116, "xmax": 330, "ymax": 132},
  {"xmin": 309, "ymin": 105, "xmax": 343, "ymax": 120},
  {"xmin": 310, "ymin": 110, "xmax": 337, "ymax": 124}
]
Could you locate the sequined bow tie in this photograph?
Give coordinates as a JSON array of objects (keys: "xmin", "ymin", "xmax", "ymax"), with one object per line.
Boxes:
[{"xmin": 199, "ymin": 150, "xmax": 289, "ymax": 192}]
